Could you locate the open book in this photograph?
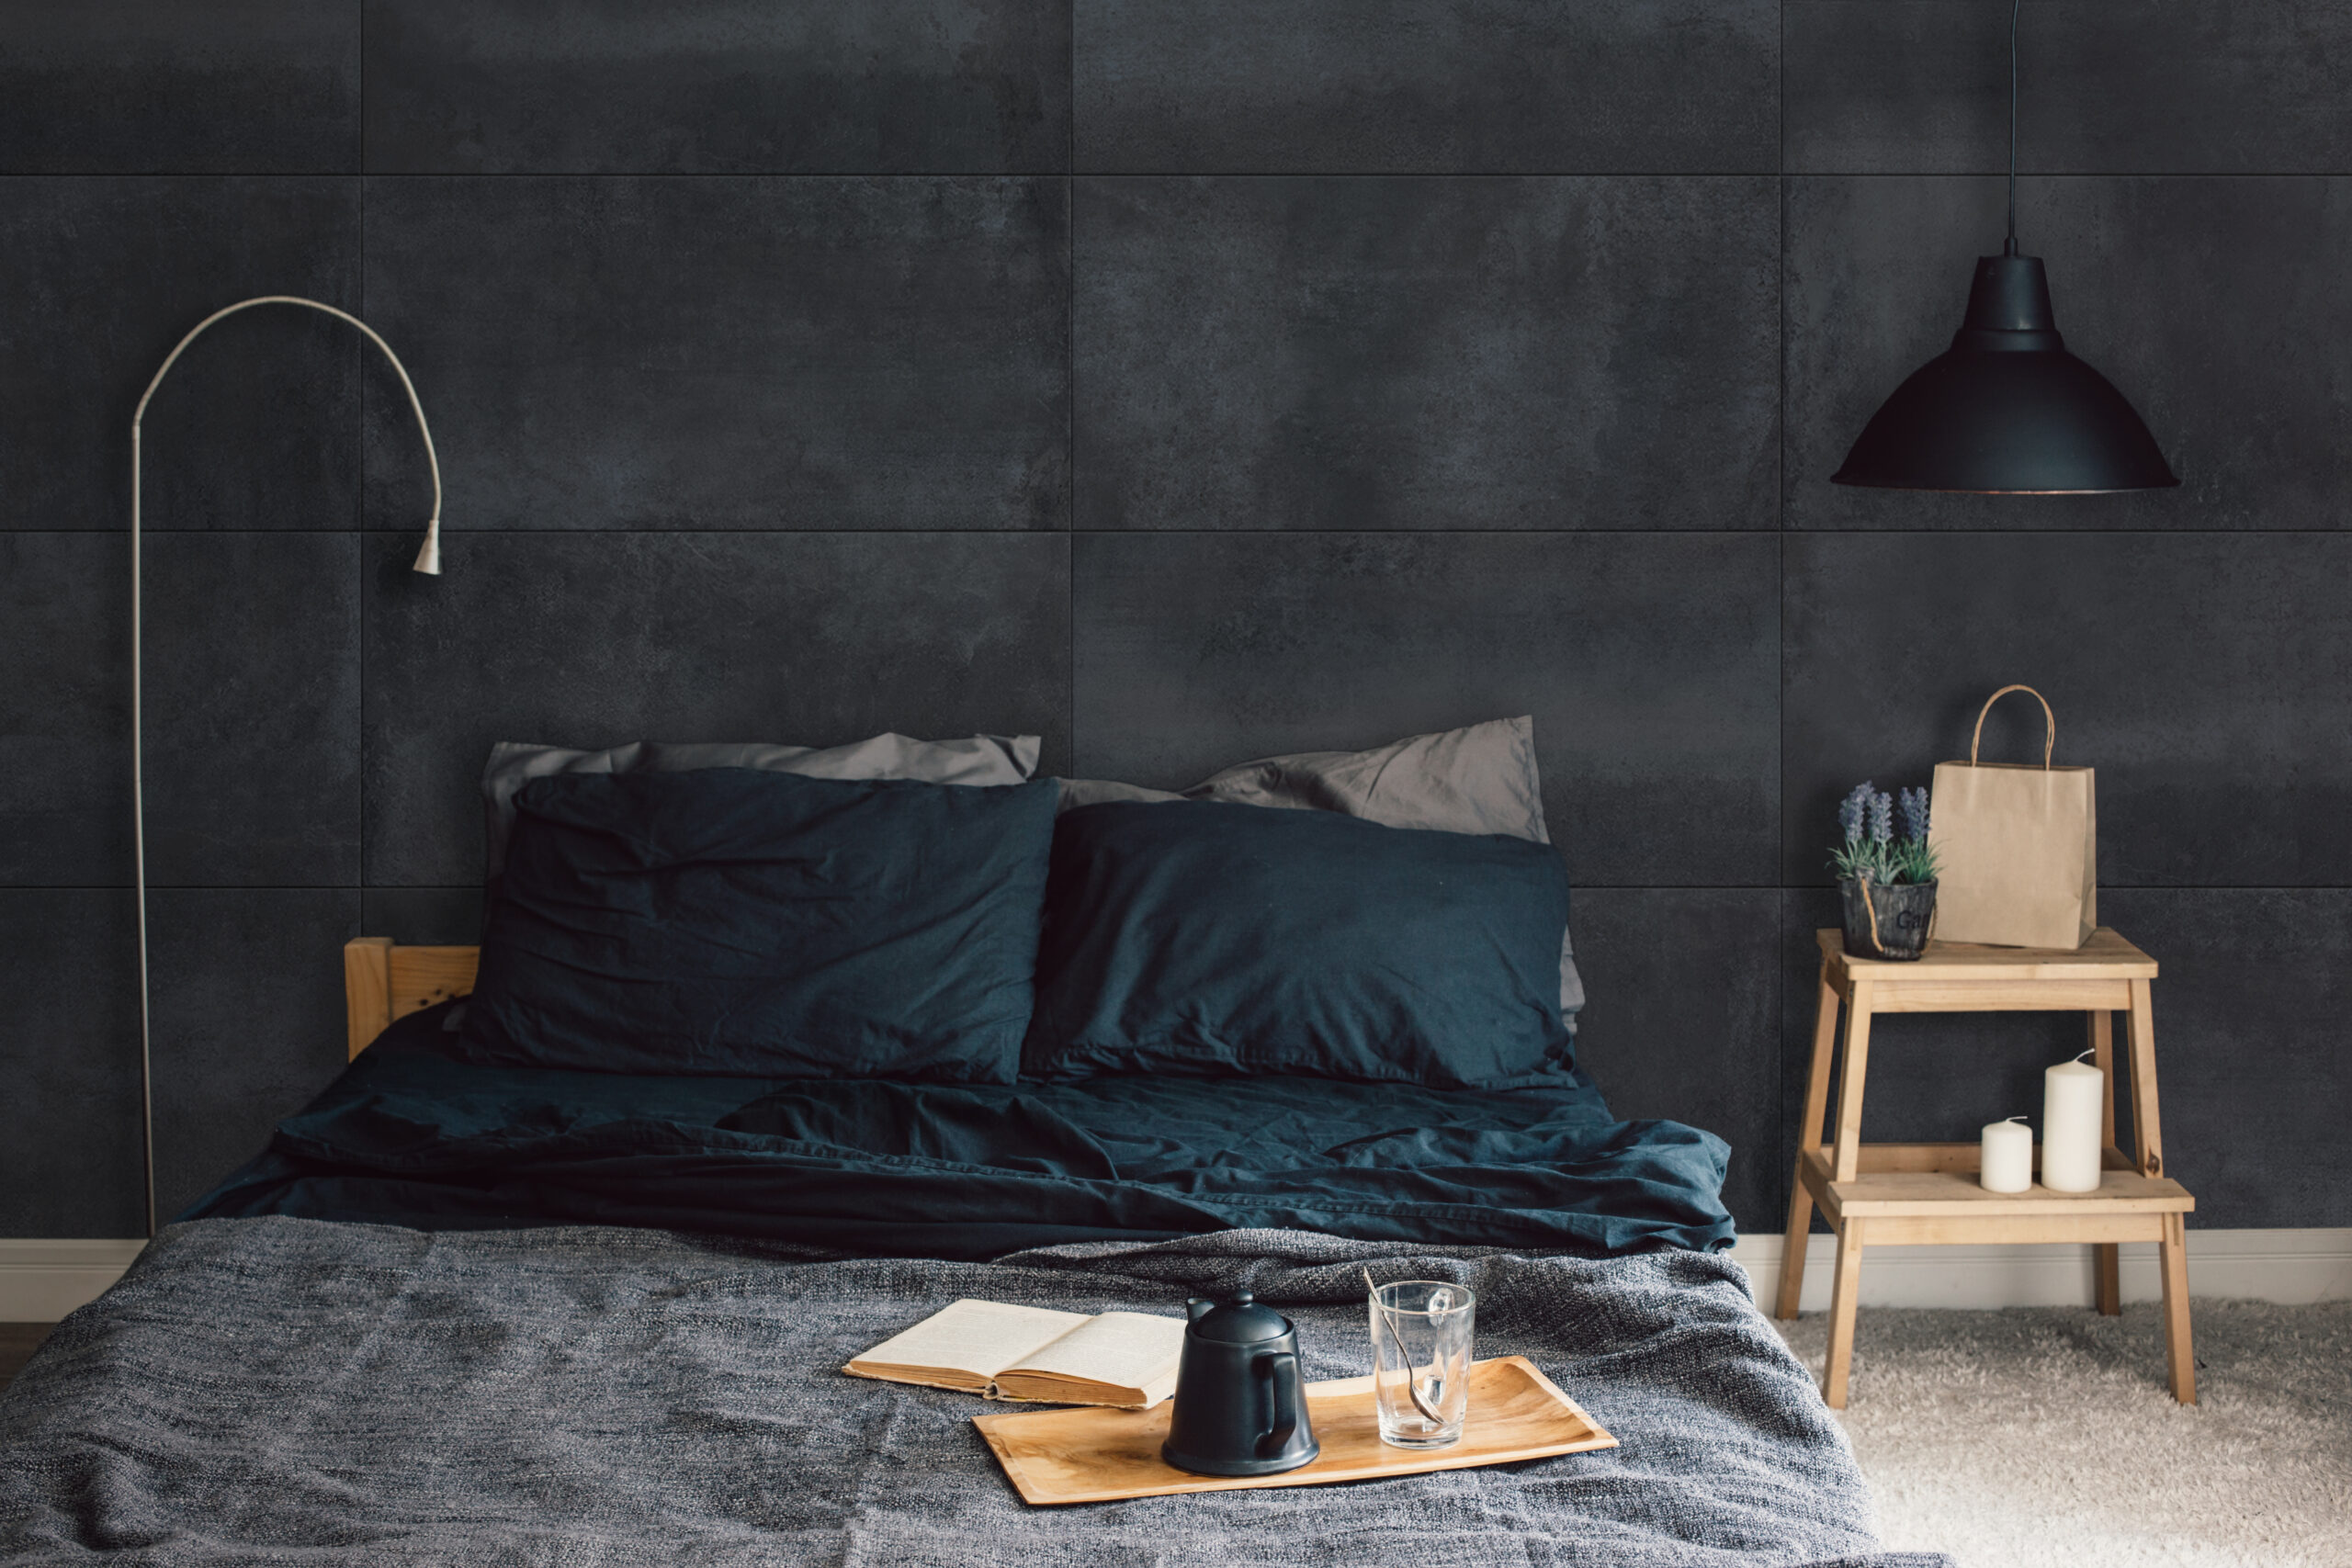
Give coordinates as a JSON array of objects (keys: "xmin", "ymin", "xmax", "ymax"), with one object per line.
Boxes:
[{"xmin": 843, "ymin": 1298, "xmax": 1187, "ymax": 1409}]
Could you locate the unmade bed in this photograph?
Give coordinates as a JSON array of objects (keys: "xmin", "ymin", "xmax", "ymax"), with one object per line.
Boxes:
[
  {"xmin": 1, "ymin": 728, "xmax": 1950, "ymax": 1564},
  {"xmin": 0, "ymin": 991, "xmax": 1945, "ymax": 1566}
]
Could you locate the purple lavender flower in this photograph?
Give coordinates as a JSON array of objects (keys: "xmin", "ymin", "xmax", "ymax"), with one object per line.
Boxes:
[
  {"xmin": 1869, "ymin": 790, "xmax": 1894, "ymax": 845},
  {"xmin": 1838, "ymin": 782, "xmax": 1871, "ymax": 841},
  {"xmin": 1899, "ymin": 785, "xmax": 1930, "ymax": 845}
]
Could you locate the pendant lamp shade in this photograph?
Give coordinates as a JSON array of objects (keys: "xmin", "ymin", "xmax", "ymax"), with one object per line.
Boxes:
[
  {"xmin": 1832, "ymin": 251, "xmax": 2177, "ymax": 492},
  {"xmin": 1833, "ymin": 0, "xmax": 2175, "ymax": 494}
]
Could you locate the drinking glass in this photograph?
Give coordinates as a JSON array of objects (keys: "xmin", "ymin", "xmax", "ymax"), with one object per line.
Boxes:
[{"xmin": 1368, "ymin": 1280, "xmax": 1475, "ymax": 1448}]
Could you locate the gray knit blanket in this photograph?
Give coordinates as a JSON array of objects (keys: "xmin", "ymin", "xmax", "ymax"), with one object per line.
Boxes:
[{"xmin": 0, "ymin": 1217, "xmax": 1949, "ymax": 1566}]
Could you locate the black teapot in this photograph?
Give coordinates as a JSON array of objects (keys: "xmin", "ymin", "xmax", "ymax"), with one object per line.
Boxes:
[{"xmin": 1160, "ymin": 1292, "xmax": 1320, "ymax": 1477}]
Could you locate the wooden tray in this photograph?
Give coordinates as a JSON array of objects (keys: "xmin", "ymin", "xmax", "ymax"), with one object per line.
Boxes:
[{"xmin": 973, "ymin": 1355, "xmax": 1616, "ymax": 1506}]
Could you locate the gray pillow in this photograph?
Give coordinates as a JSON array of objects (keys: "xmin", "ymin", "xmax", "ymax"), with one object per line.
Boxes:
[
  {"xmin": 482, "ymin": 732, "xmax": 1040, "ymax": 889},
  {"xmin": 1053, "ymin": 716, "xmax": 1585, "ymax": 1030},
  {"xmin": 1052, "ymin": 776, "xmax": 1184, "ymax": 811},
  {"xmin": 1188, "ymin": 715, "xmax": 1550, "ymax": 840}
]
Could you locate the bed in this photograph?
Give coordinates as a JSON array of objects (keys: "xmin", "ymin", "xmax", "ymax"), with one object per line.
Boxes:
[
  {"xmin": 0, "ymin": 939, "xmax": 1943, "ymax": 1566},
  {"xmin": 0, "ymin": 738, "xmax": 1947, "ymax": 1568}
]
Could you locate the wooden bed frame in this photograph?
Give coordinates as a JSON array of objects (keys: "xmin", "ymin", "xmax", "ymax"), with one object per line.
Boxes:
[{"xmin": 343, "ymin": 937, "xmax": 478, "ymax": 1058}]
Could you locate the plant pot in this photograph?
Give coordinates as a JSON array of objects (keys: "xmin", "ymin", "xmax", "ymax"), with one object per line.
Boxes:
[{"xmin": 1838, "ymin": 877, "xmax": 1938, "ymax": 961}]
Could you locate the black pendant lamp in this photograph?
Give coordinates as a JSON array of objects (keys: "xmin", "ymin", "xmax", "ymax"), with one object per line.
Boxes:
[{"xmin": 1833, "ymin": 1, "xmax": 2176, "ymax": 492}]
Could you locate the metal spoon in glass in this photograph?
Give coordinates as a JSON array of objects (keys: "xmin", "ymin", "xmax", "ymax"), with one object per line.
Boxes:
[{"xmin": 1364, "ymin": 1268, "xmax": 1449, "ymax": 1422}]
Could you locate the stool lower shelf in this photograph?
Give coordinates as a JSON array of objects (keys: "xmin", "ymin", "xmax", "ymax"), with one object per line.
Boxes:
[
  {"xmin": 1800, "ymin": 1145, "xmax": 2193, "ymax": 1237},
  {"xmin": 1784, "ymin": 1139, "xmax": 2195, "ymax": 1409}
]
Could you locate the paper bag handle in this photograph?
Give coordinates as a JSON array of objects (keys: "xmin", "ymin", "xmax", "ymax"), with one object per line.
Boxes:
[
  {"xmin": 1968, "ymin": 684, "xmax": 2056, "ymax": 770},
  {"xmin": 1857, "ymin": 874, "xmax": 1887, "ymax": 955}
]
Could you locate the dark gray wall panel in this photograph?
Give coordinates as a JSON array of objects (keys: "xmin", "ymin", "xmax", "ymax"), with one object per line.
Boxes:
[
  {"xmin": 364, "ymin": 0, "xmax": 1069, "ymax": 174},
  {"xmin": 0, "ymin": 1, "xmax": 357, "ymax": 174},
  {"xmin": 1576, "ymin": 888, "xmax": 1781, "ymax": 1233},
  {"xmin": 1786, "ymin": 175, "xmax": 2352, "ymax": 530},
  {"xmin": 1783, "ymin": 532, "xmax": 2352, "ymax": 889},
  {"xmin": 0, "ymin": 534, "xmax": 128, "ymax": 885},
  {"xmin": 364, "ymin": 531, "xmax": 1071, "ymax": 886},
  {"xmin": 0, "ymin": 532, "xmax": 359, "ymax": 888},
  {"xmin": 0, "ymin": 177, "xmax": 362, "ymax": 532},
  {"xmin": 362, "ymin": 886, "xmax": 485, "ymax": 945},
  {"xmin": 1786, "ymin": 1, "xmax": 2352, "ymax": 175},
  {"xmin": 146, "ymin": 888, "xmax": 359, "ymax": 1222},
  {"xmin": 141, "ymin": 532, "xmax": 363, "ymax": 887},
  {"xmin": 1076, "ymin": 0, "xmax": 1776, "ymax": 174},
  {"xmin": 1072, "ymin": 532, "xmax": 1779, "ymax": 886},
  {"xmin": 0, "ymin": 891, "xmax": 141, "ymax": 1235},
  {"xmin": 360, "ymin": 176, "xmax": 1069, "ymax": 531},
  {"xmin": 2097, "ymin": 889, "xmax": 2352, "ymax": 1230},
  {"xmin": 1075, "ymin": 176, "xmax": 1778, "ymax": 531},
  {"xmin": 0, "ymin": 885, "xmax": 353, "ymax": 1239}
]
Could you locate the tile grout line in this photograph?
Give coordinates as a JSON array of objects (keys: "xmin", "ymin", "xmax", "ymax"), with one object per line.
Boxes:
[
  {"xmin": 30, "ymin": 526, "xmax": 2350, "ymax": 538},
  {"xmin": 356, "ymin": 129, "xmax": 368, "ymax": 922},
  {"xmin": 28, "ymin": 884, "xmax": 2349, "ymax": 894},
  {"xmin": 1776, "ymin": 0, "xmax": 1791, "ymax": 1233},
  {"xmin": 1068, "ymin": 6, "xmax": 1079, "ymax": 778},
  {"xmin": 9, "ymin": 169, "xmax": 2338, "ymax": 179}
]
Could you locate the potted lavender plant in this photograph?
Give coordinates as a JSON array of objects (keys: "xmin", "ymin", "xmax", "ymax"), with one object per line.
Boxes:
[{"xmin": 1831, "ymin": 783, "xmax": 1941, "ymax": 961}]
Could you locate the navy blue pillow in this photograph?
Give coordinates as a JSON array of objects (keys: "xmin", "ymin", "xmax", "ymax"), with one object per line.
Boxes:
[
  {"xmin": 1023, "ymin": 800, "xmax": 1574, "ymax": 1089},
  {"xmin": 458, "ymin": 770, "xmax": 1058, "ymax": 1080}
]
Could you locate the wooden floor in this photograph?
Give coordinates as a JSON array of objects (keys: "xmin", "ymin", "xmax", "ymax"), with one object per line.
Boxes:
[{"xmin": 0, "ymin": 1324, "xmax": 50, "ymax": 1391}]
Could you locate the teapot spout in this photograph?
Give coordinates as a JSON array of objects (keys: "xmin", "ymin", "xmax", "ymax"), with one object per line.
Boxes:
[{"xmin": 1185, "ymin": 1297, "xmax": 1214, "ymax": 1323}]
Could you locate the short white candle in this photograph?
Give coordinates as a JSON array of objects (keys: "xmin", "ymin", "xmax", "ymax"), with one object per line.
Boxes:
[
  {"xmin": 1980, "ymin": 1116, "xmax": 2032, "ymax": 1194},
  {"xmin": 2041, "ymin": 1055, "xmax": 2105, "ymax": 1194}
]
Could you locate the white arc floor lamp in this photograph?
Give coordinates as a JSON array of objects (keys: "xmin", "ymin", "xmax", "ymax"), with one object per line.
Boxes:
[{"xmin": 130, "ymin": 295, "xmax": 447, "ymax": 1235}]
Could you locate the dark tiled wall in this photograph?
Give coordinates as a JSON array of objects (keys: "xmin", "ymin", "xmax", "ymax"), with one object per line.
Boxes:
[{"xmin": 4, "ymin": 1, "xmax": 2346, "ymax": 1236}]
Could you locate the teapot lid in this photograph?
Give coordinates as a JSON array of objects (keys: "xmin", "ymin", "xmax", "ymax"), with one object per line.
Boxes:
[{"xmin": 1186, "ymin": 1291, "xmax": 1294, "ymax": 1345}]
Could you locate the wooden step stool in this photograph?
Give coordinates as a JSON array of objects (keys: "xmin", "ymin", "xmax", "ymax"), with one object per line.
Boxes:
[{"xmin": 1777, "ymin": 927, "xmax": 2197, "ymax": 1407}]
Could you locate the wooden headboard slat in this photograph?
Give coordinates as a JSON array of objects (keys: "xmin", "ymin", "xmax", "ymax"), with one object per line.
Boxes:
[{"xmin": 343, "ymin": 938, "xmax": 481, "ymax": 1058}]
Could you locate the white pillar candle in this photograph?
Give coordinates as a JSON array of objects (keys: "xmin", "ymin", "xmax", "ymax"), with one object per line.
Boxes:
[
  {"xmin": 1980, "ymin": 1116, "xmax": 2032, "ymax": 1194},
  {"xmin": 2041, "ymin": 1054, "xmax": 2105, "ymax": 1194}
]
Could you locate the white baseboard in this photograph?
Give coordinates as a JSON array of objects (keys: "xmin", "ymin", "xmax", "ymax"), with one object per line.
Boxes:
[
  {"xmin": 0, "ymin": 1239, "xmax": 146, "ymax": 1322},
  {"xmin": 1732, "ymin": 1227, "xmax": 2352, "ymax": 1312},
  {"xmin": 5, "ymin": 1231, "xmax": 2348, "ymax": 1323}
]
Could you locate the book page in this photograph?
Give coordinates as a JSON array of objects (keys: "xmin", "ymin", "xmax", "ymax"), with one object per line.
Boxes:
[
  {"xmin": 1005, "ymin": 1310, "xmax": 1186, "ymax": 1389},
  {"xmin": 848, "ymin": 1299, "xmax": 1091, "ymax": 1382}
]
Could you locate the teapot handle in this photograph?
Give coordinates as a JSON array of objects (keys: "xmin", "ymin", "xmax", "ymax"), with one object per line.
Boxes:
[{"xmin": 1253, "ymin": 1350, "xmax": 1301, "ymax": 1459}]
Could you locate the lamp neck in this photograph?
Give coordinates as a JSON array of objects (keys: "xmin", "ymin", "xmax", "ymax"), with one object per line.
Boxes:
[
  {"xmin": 132, "ymin": 295, "xmax": 442, "ymax": 570},
  {"xmin": 1953, "ymin": 253, "xmax": 2064, "ymax": 353}
]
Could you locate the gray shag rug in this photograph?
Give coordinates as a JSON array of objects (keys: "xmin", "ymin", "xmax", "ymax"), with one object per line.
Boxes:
[{"xmin": 1773, "ymin": 1300, "xmax": 2352, "ymax": 1568}]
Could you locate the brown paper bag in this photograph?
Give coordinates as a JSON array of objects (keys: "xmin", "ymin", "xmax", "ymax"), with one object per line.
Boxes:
[{"xmin": 1926, "ymin": 685, "xmax": 2097, "ymax": 950}]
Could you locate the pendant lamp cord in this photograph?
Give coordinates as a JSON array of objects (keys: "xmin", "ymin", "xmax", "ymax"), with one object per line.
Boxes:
[{"xmin": 2005, "ymin": 0, "xmax": 2021, "ymax": 255}]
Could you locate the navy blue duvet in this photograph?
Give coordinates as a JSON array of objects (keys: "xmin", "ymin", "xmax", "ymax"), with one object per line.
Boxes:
[{"xmin": 187, "ymin": 1001, "xmax": 1736, "ymax": 1258}]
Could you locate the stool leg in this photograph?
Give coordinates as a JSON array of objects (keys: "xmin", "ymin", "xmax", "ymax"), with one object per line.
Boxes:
[
  {"xmin": 1830, "ymin": 982, "xmax": 1875, "ymax": 1183},
  {"xmin": 2090, "ymin": 1010, "xmax": 2120, "ymax": 1315},
  {"xmin": 1779, "ymin": 958, "xmax": 1839, "ymax": 1320},
  {"xmin": 2160, "ymin": 1212, "xmax": 2197, "ymax": 1404},
  {"xmin": 1822, "ymin": 1218, "xmax": 1867, "ymax": 1409},
  {"xmin": 1777, "ymin": 1194, "xmax": 1815, "ymax": 1323},
  {"xmin": 2125, "ymin": 979, "xmax": 2165, "ymax": 1179}
]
